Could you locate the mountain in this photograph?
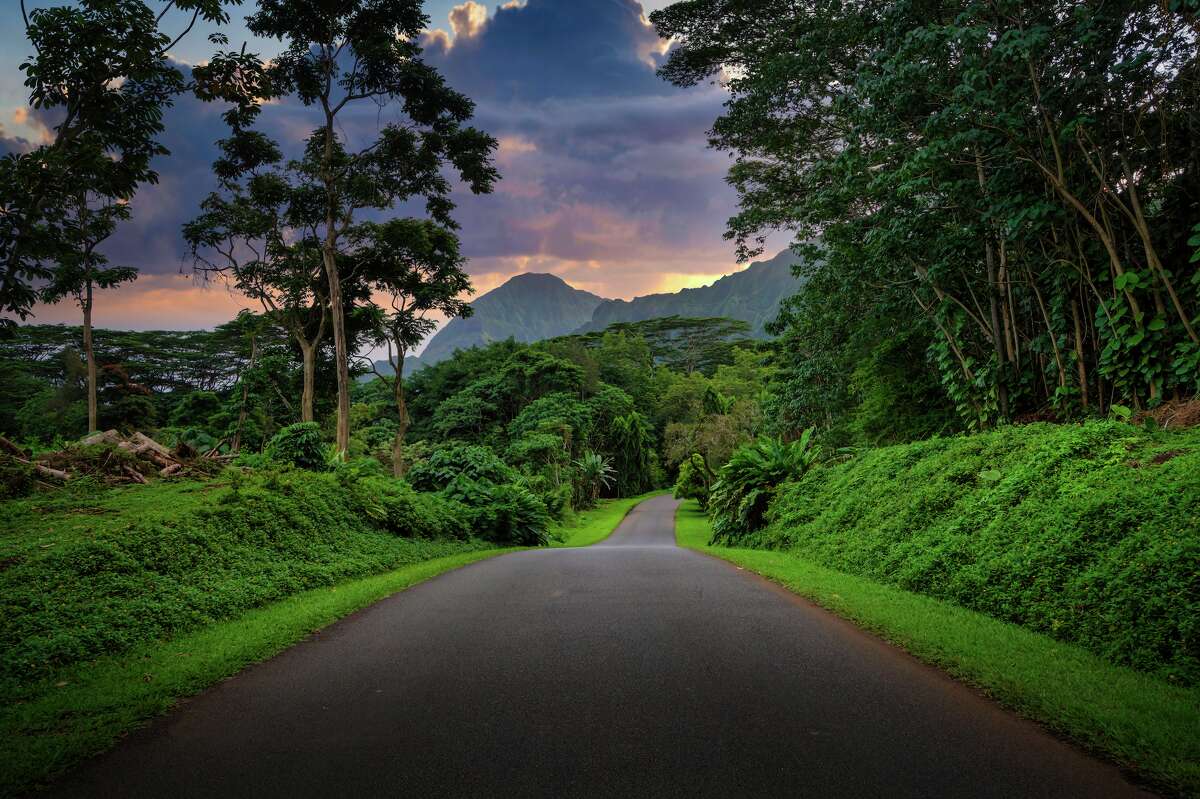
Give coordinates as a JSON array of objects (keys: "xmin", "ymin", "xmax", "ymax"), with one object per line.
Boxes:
[
  {"xmin": 417, "ymin": 272, "xmax": 605, "ymax": 365},
  {"xmin": 402, "ymin": 249, "xmax": 805, "ymax": 368},
  {"xmin": 574, "ymin": 249, "xmax": 803, "ymax": 337}
]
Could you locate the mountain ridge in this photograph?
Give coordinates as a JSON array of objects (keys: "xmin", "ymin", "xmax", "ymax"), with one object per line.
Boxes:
[{"xmin": 381, "ymin": 249, "xmax": 804, "ymax": 373}]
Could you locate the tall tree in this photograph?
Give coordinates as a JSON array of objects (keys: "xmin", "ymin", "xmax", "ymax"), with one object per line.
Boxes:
[
  {"xmin": 1, "ymin": 0, "xmax": 234, "ymax": 335},
  {"xmin": 39, "ymin": 192, "xmax": 137, "ymax": 432},
  {"xmin": 653, "ymin": 0, "xmax": 1200, "ymax": 431},
  {"xmin": 184, "ymin": 128, "xmax": 334, "ymax": 422},
  {"xmin": 354, "ymin": 219, "xmax": 472, "ymax": 476},
  {"xmin": 218, "ymin": 0, "xmax": 499, "ymax": 453}
]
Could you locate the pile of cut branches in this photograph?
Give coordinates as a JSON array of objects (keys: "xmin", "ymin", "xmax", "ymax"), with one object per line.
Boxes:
[{"xmin": 0, "ymin": 430, "xmax": 229, "ymax": 488}]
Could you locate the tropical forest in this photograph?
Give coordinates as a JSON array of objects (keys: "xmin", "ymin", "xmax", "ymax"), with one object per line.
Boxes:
[{"xmin": 0, "ymin": 1, "xmax": 1197, "ymax": 797}]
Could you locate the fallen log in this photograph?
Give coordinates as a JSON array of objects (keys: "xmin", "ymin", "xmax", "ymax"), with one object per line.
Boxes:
[
  {"xmin": 81, "ymin": 429, "xmax": 124, "ymax": 447},
  {"xmin": 0, "ymin": 436, "xmax": 27, "ymax": 458},
  {"xmin": 129, "ymin": 432, "xmax": 174, "ymax": 460},
  {"xmin": 123, "ymin": 466, "xmax": 149, "ymax": 485},
  {"xmin": 34, "ymin": 463, "xmax": 70, "ymax": 482},
  {"xmin": 159, "ymin": 463, "xmax": 183, "ymax": 478}
]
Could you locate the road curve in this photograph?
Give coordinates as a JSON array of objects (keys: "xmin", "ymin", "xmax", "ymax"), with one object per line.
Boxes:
[{"xmin": 45, "ymin": 494, "xmax": 1149, "ymax": 798}]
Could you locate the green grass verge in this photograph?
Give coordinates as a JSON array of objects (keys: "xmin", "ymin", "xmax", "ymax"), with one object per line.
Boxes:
[
  {"xmin": 0, "ymin": 547, "xmax": 511, "ymax": 796},
  {"xmin": 675, "ymin": 500, "xmax": 1200, "ymax": 797},
  {"xmin": 551, "ymin": 490, "xmax": 666, "ymax": 547}
]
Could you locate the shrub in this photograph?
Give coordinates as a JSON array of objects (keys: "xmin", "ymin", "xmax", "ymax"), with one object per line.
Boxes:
[
  {"xmin": 265, "ymin": 422, "xmax": 326, "ymax": 470},
  {"xmin": 407, "ymin": 442, "xmax": 516, "ymax": 490},
  {"xmin": 753, "ymin": 422, "xmax": 1200, "ymax": 685},
  {"xmin": 673, "ymin": 453, "xmax": 713, "ymax": 510},
  {"xmin": 480, "ymin": 483, "xmax": 552, "ymax": 546},
  {"xmin": 0, "ymin": 455, "xmax": 34, "ymax": 499},
  {"xmin": 0, "ymin": 470, "xmax": 489, "ymax": 701},
  {"xmin": 573, "ymin": 451, "xmax": 615, "ymax": 508},
  {"xmin": 437, "ymin": 475, "xmax": 551, "ymax": 545},
  {"xmin": 708, "ymin": 431, "xmax": 819, "ymax": 543}
]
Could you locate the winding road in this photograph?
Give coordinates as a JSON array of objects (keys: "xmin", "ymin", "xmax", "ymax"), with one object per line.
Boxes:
[{"xmin": 48, "ymin": 495, "xmax": 1149, "ymax": 797}]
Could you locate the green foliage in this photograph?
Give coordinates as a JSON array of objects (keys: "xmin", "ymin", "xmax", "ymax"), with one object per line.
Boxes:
[
  {"xmin": 552, "ymin": 316, "xmax": 756, "ymax": 376},
  {"xmin": 0, "ymin": 471, "xmax": 487, "ymax": 701},
  {"xmin": 477, "ymin": 483, "xmax": 552, "ymax": 546},
  {"xmin": 0, "ymin": 456, "xmax": 35, "ymax": 500},
  {"xmin": 573, "ymin": 451, "xmax": 616, "ymax": 509},
  {"xmin": 673, "ymin": 453, "xmax": 713, "ymax": 510},
  {"xmin": 654, "ymin": 1, "xmax": 1200, "ymax": 428},
  {"xmin": 407, "ymin": 443, "xmax": 517, "ymax": 491},
  {"xmin": 611, "ymin": 411, "xmax": 655, "ymax": 497},
  {"xmin": 708, "ymin": 431, "xmax": 820, "ymax": 543},
  {"xmin": 750, "ymin": 422, "xmax": 1200, "ymax": 685},
  {"xmin": 265, "ymin": 422, "xmax": 326, "ymax": 471},
  {"xmin": 167, "ymin": 391, "xmax": 222, "ymax": 427}
]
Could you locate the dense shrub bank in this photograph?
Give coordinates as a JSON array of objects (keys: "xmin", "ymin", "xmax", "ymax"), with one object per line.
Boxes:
[
  {"xmin": 0, "ymin": 470, "xmax": 493, "ymax": 701},
  {"xmin": 723, "ymin": 422, "xmax": 1200, "ymax": 685}
]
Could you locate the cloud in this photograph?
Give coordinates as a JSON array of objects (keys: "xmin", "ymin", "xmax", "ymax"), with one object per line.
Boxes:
[
  {"xmin": 18, "ymin": 0, "xmax": 780, "ymax": 333},
  {"xmin": 449, "ymin": 1, "xmax": 489, "ymax": 40}
]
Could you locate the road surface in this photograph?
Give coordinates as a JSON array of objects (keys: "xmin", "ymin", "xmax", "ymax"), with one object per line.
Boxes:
[{"xmin": 46, "ymin": 494, "xmax": 1149, "ymax": 798}]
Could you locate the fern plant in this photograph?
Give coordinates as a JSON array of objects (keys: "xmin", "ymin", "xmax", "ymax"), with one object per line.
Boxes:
[
  {"xmin": 708, "ymin": 430, "xmax": 819, "ymax": 544},
  {"xmin": 573, "ymin": 451, "xmax": 616, "ymax": 508}
]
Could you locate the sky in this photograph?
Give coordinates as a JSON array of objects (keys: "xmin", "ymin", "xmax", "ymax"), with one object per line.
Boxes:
[{"xmin": 1, "ymin": 0, "xmax": 784, "ymax": 339}]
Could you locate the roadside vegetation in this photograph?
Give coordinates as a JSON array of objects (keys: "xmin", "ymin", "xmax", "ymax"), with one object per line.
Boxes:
[
  {"xmin": 652, "ymin": 3, "xmax": 1200, "ymax": 791},
  {"xmin": 2, "ymin": 0, "xmax": 1198, "ymax": 794}
]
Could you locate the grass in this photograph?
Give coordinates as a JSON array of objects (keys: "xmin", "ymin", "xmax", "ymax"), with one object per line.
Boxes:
[
  {"xmin": 734, "ymin": 422, "xmax": 1200, "ymax": 685},
  {"xmin": 551, "ymin": 490, "xmax": 666, "ymax": 547},
  {"xmin": 0, "ymin": 547, "xmax": 512, "ymax": 796},
  {"xmin": 676, "ymin": 500, "xmax": 1200, "ymax": 797},
  {"xmin": 0, "ymin": 483, "xmax": 656, "ymax": 794}
]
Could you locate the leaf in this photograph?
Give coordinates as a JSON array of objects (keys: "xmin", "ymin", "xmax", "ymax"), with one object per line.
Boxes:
[
  {"xmin": 979, "ymin": 469, "xmax": 1002, "ymax": 482},
  {"xmin": 1148, "ymin": 317, "xmax": 1166, "ymax": 332}
]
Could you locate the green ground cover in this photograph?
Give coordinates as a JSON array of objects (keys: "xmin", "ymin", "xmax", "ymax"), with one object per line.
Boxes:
[
  {"xmin": 0, "ymin": 474, "xmax": 650, "ymax": 794},
  {"xmin": 715, "ymin": 422, "xmax": 1200, "ymax": 687},
  {"xmin": 677, "ymin": 500, "xmax": 1200, "ymax": 796},
  {"xmin": 0, "ymin": 470, "xmax": 488, "ymax": 702},
  {"xmin": 0, "ymin": 549, "xmax": 509, "ymax": 795},
  {"xmin": 551, "ymin": 490, "xmax": 666, "ymax": 547}
]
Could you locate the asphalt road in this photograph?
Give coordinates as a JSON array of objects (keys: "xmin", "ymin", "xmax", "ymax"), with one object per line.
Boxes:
[{"xmin": 46, "ymin": 494, "xmax": 1149, "ymax": 798}]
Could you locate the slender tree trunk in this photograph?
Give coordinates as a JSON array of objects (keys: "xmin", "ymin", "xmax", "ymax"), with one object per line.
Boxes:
[
  {"xmin": 985, "ymin": 240, "xmax": 1010, "ymax": 420},
  {"xmin": 1071, "ymin": 298, "xmax": 1090, "ymax": 410},
  {"xmin": 1121, "ymin": 159, "xmax": 1198, "ymax": 343},
  {"xmin": 323, "ymin": 246, "xmax": 351, "ymax": 451},
  {"xmin": 976, "ymin": 150, "xmax": 1009, "ymax": 421},
  {"xmin": 232, "ymin": 331, "xmax": 258, "ymax": 452},
  {"xmin": 391, "ymin": 356, "xmax": 410, "ymax": 479},
  {"xmin": 318, "ymin": 90, "xmax": 352, "ymax": 454},
  {"xmin": 82, "ymin": 277, "xmax": 97, "ymax": 433},
  {"xmin": 298, "ymin": 339, "xmax": 317, "ymax": 423}
]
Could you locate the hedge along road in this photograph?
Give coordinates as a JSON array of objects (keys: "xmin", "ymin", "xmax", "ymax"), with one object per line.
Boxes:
[{"xmin": 46, "ymin": 495, "xmax": 1149, "ymax": 798}]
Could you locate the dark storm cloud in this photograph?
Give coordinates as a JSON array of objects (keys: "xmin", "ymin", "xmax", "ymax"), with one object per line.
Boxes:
[
  {"xmin": 413, "ymin": 0, "xmax": 737, "ymax": 274},
  {"xmin": 25, "ymin": 0, "xmax": 747, "ymax": 328},
  {"xmin": 421, "ymin": 0, "xmax": 672, "ymax": 101}
]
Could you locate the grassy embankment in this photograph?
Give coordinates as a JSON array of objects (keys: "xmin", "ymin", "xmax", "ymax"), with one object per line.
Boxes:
[
  {"xmin": 677, "ymin": 421, "xmax": 1200, "ymax": 796},
  {"xmin": 0, "ymin": 472, "xmax": 649, "ymax": 794},
  {"xmin": 551, "ymin": 490, "xmax": 667, "ymax": 547}
]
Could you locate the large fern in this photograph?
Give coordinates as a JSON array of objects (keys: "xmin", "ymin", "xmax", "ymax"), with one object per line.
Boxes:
[{"xmin": 708, "ymin": 430, "xmax": 819, "ymax": 544}]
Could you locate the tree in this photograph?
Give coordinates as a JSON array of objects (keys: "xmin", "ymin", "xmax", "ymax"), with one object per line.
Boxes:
[
  {"xmin": 39, "ymin": 193, "xmax": 137, "ymax": 432},
  {"xmin": 2, "ymin": 0, "xmax": 233, "ymax": 335},
  {"xmin": 184, "ymin": 127, "xmax": 334, "ymax": 423},
  {"xmin": 611, "ymin": 411, "xmax": 654, "ymax": 497},
  {"xmin": 217, "ymin": 0, "xmax": 499, "ymax": 453},
  {"xmin": 354, "ymin": 219, "xmax": 473, "ymax": 476},
  {"xmin": 653, "ymin": 0, "xmax": 1200, "ymax": 427}
]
